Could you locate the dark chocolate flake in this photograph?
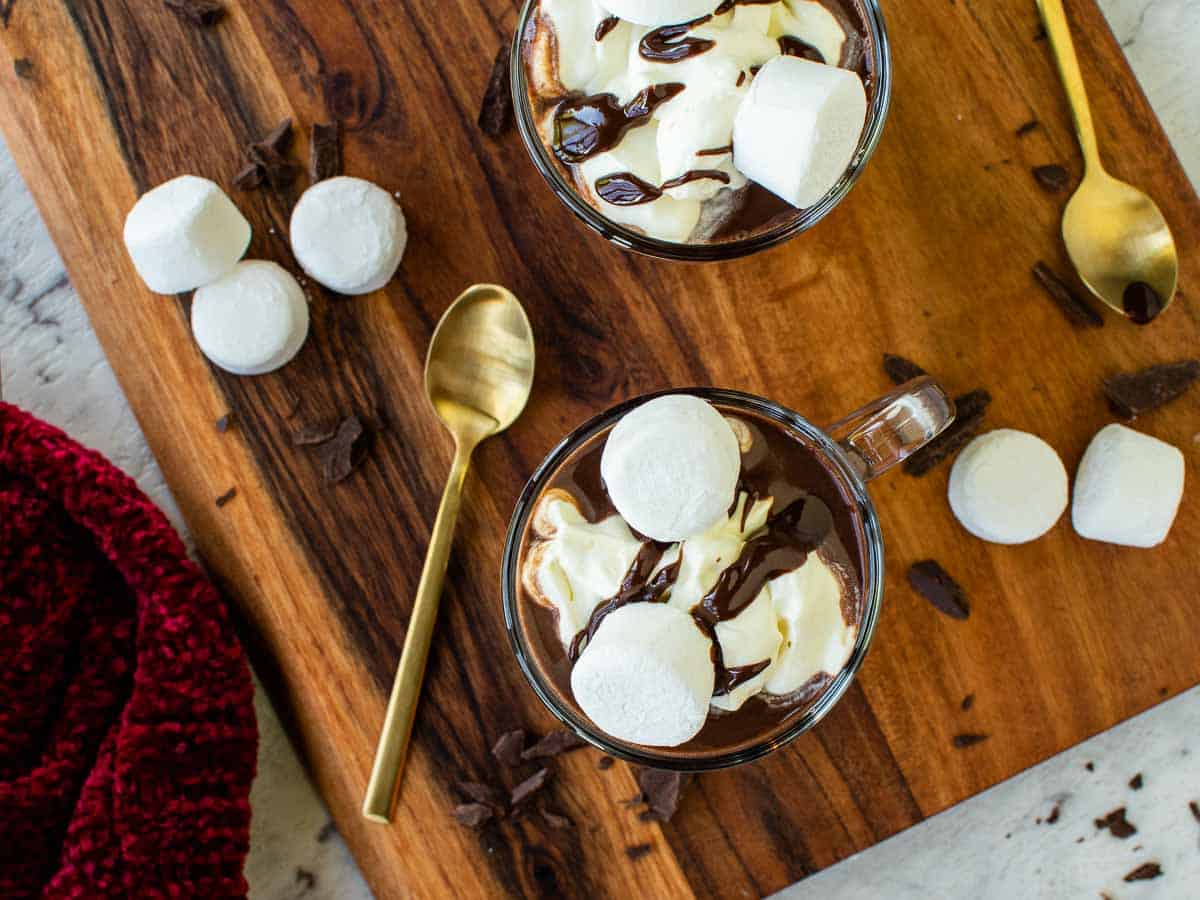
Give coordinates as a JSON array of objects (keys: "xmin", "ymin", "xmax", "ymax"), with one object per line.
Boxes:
[
  {"xmin": 625, "ymin": 843, "xmax": 654, "ymax": 862},
  {"xmin": 541, "ymin": 809, "xmax": 572, "ymax": 829},
  {"xmin": 1129, "ymin": 773, "xmax": 1143, "ymax": 790},
  {"xmin": 908, "ymin": 560, "xmax": 970, "ymax": 620},
  {"xmin": 457, "ymin": 781, "xmax": 500, "ymax": 808},
  {"xmin": 961, "ymin": 693, "xmax": 976, "ymax": 712},
  {"xmin": 478, "ymin": 46, "xmax": 513, "ymax": 138},
  {"xmin": 310, "ymin": 122, "xmax": 342, "ymax": 182},
  {"xmin": 165, "ymin": 0, "xmax": 225, "ymax": 26},
  {"xmin": 215, "ymin": 413, "xmax": 233, "ymax": 432},
  {"xmin": 492, "ymin": 729, "xmax": 526, "ymax": 768},
  {"xmin": 882, "ymin": 353, "xmax": 927, "ymax": 385},
  {"xmin": 952, "ymin": 733, "xmax": 989, "ymax": 749},
  {"xmin": 1016, "ymin": 119, "xmax": 1040, "ymax": 137},
  {"xmin": 1085, "ymin": 761, "xmax": 1095, "ymax": 772},
  {"xmin": 318, "ymin": 415, "xmax": 367, "ymax": 484},
  {"xmin": 1046, "ymin": 804, "xmax": 1060, "ymax": 824},
  {"xmin": 1189, "ymin": 800, "xmax": 1200, "ymax": 823},
  {"xmin": 598, "ymin": 755, "xmax": 615, "ymax": 770},
  {"xmin": 1095, "ymin": 807, "xmax": 1137, "ymax": 839},
  {"xmin": 292, "ymin": 423, "xmax": 337, "ymax": 446},
  {"xmin": 1032, "ymin": 164, "xmax": 1070, "ymax": 193},
  {"xmin": 510, "ymin": 768, "xmax": 551, "ymax": 806},
  {"xmin": 635, "ymin": 768, "xmax": 687, "ymax": 822},
  {"xmin": 233, "ymin": 162, "xmax": 265, "ymax": 192},
  {"xmin": 1123, "ymin": 862, "xmax": 1163, "ymax": 882},
  {"xmin": 903, "ymin": 389, "xmax": 993, "ymax": 476},
  {"xmin": 453, "ymin": 803, "xmax": 495, "ymax": 829},
  {"xmin": 522, "ymin": 728, "xmax": 587, "ymax": 761},
  {"xmin": 215, "ymin": 487, "xmax": 237, "ymax": 508},
  {"xmin": 1103, "ymin": 359, "xmax": 1200, "ymax": 420},
  {"xmin": 13, "ymin": 58, "xmax": 34, "ymax": 80},
  {"xmin": 1032, "ymin": 261, "xmax": 1104, "ymax": 328},
  {"xmin": 246, "ymin": 118, "xmax": 298, "ymax": 188}
]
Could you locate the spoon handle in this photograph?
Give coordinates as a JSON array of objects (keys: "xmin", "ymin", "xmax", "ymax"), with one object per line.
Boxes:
[
  {"xmin": 1037, "ymin": 0, "xmax": 1102, "ymax": 172},
  {"xmin": 363, "ymin": 442, "xmax": 472, "ymax": 823}
]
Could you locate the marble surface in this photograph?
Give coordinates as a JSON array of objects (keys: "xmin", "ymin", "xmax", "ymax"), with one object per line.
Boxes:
[{"xmin": 0, "ymin": 1, "xmax": 1196, "ymax": 897}]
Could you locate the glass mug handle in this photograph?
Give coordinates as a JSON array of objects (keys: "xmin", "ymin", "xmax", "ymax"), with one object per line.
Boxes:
[{"xmin": 825, "ymin": 377, "xmax": 956, "ymax": 482}]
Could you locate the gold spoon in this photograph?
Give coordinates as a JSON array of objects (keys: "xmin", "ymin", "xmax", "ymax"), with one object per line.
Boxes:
[
  {"xmin": 363, "ymin": 284, "xmax": 535, "ymax": 824},
  {"xmin": 1037, "ymin": 0, "xmax": 1178, "ymax": 323}
]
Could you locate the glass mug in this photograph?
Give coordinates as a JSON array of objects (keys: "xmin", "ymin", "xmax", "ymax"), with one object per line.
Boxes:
[
  {"xmin": 502, "ymin": 380, "xmax": 954, "ymax": 771},
  {"xmin": 509, "ymin": 0, "xmax": 893, "ymax": 262}
]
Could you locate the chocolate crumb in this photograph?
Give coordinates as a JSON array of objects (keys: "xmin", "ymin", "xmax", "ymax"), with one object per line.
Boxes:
[
  {"xmin": 882, "ymin": 353, "xmax": 927, "ymax": 385},
  {"xmin": 952, "ymin": 733, "xmax": 989, "ymax": 749},
  {"xmin": 908, "ymin": 560, "xmax": 970, "ymax": 620},
  {"xmin": 215, "ymin": 413, "xmax": 233, "ymax": 432},
  {"xmin": 961, "ymin": 693, "xmax": 976, "ymax": 712},
  {"xmin": 165, "ymin": 0, "xmax": 224, "ymax": 26},
  {"xmin": 1189, "ymin": 800, "xmax": 1200, "ymax": 823},
  {"xmin": 457, "ymin": 781, "xmax": 500, "ymax": 808},
  {"xmin": 1103, "ymin": 359, "xmax": 1200, "ymax": 420},
  {"xmin": 1086, "ymin": 762, "xmax": 1095, "ymax": 772},
  {"xmin": 310, "ymin": 122, "xmax": 342, "ymax": 182},
  {"xmin": 522, "ymin": 729, "xmax": 587, "ymax": 761},
  {"xmin": 215, "ymin": 487, "xmax": 237, "ymax": 508},
  {"xmin": 635, "ymin": 768, "xmax": 687, "ymax": 822},
  {"xmin": 903, "ymin": 389, "xmax": 993, "ymax": 476},
  {"xmin": 1046, "ymin": 804, "xmax": 1060, "ymax": 824},
  {"xmin": 1016, "ymin": 119, "xmax": 1040, "ymax": 137},
  {"xmin": 233, "ymin": 162, "xmax": 265, "ymax": 192},
  {"xmin": 1123, "ymin": 862, "xmax": 1162, "ymax": 882},
  {"xmin": 625, "ymin": 843, "xmax": 653, "ymax": 862},
  {"xmin": 13, "ymin": 58, "xmax": 34, "ymax": 80},
  {"xmin": 598, "ymin": 755, "xmax": 615, "ymax": 770},
  {"xmin": 292, "ymin": 423, "xmax": 337, "ymax": 446},
  {"xmin": 478, "ymin": 46, "xmax": 513, "ymax": 137},
  {"xmin": 316, "ymin": 821, "xmax": 337, "ymax": 843},
  {"xmin": 1032, "ymin": 262, "xmax": 1104, "ymax": 328},
  {"xmin": 295, "ymin": 867, "xmax": 316, "ymax": 890},
  {"xmin": 1095, "ymin": 807, "xmax": 1137, "ymax": 839},
  {"xmin": 511, "ymin": 768, "xmax": 551, "ymax": 806},
  {"xmin": 492, "ymin": 730, "xmax": 526, "ymax": 768},
  {"xmin": 318, "ymin": 415, "xmax": 367, "ymax": 484},
  {"xmin": 454, "ymin": 802, "xmax": 495, "ymax": 828},
  {"xmin": 1129, "ymin": 773, "xmax": 1143, "ymax": 791},
  {"xmin": 247, "ymin": 118, "xmax": 298, "ymax": 188},
  {"xmin": 1075, "ymin": 836, "xmax": 1085, "ymax": 844},
  {"xmin": 541, "ymin": 809, "xmax": 572, "ymax": 829},
  {"xmin": 1032, "ymin": 164, "xmax": 1070, "ymax": 193}
]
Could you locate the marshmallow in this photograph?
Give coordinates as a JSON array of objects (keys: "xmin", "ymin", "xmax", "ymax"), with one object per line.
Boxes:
[
  {"xmin": 123, "ymin": 175, "xmax": 251, "ymax": 295},
  {"xmin": 191, "ymin": 261, "xmax": 309, "ymax": 375},
  {"xmin": 289, "ymin": 177, "xmax": 406, "ymax": 295},
  {"xmin": 571, "ymin": 602, "xmax": 715, "ymax": 746},
  {"xmin": 1072, "ymin": 424, "xmax": 1185, "ymax": 548},
  {"xmin": 601, "ymin": 395, "xmax": 742, "ymax": 542},
  {"xmin": 600, "ymin": 0, "xmax": 716, "ymax": 28},
  {"xmin": 948, "ymin": 430, "xmax": 1069, "ymax": 545},
  {"xmin": 732, "ymin": 55, "xmax": 867, "ymax": 208}
]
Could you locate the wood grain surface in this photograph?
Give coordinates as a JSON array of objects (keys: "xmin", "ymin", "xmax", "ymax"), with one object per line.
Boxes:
[{"xmin": 2, "ymin": 1, "xmax": 1198, "ymax": 897}]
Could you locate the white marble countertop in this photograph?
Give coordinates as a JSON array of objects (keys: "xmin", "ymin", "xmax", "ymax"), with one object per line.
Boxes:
[{"xmin": 1, "ymin": 1, "xmax": 1196, "ymax": 897}]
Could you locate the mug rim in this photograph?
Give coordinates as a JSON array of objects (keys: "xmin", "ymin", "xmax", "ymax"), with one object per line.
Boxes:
[
  {"xmin": 500, "ymin": 388, "xmax": 885, "ymax": 771},
  {"xmin": 509, "ymin": 0, "xmax": 894, "ymax": 262}
]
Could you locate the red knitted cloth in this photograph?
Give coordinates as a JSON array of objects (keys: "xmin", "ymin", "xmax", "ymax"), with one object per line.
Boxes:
[{"xmin": 0, "ymin": 403, "xmax": 258, "ymax": 898}]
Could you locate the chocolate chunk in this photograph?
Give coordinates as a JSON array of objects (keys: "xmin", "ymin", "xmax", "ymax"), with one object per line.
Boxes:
[
  {"xmin": 952, "ymin": 733, "xmax": 989, "ymax": 748},
  {"xmin": 521, "ymin": 728, "xmax": 587, "ymax": 761},
  {"xmin": 1046, "ymin": 804, "xmax": 1060, "ymax": 824},
  {"xmin": 1016, "ymin": 119, "xmax": 1040, "ymax": 137},
  {"xmin": 511, "ymin": 768, "xmax": 551, "ymax": 806},
  {"xmin": 882, "ymin": 353, "xmax": 927, "ymax": 385},
  {"xmin": 1123, "ymin": 281, "xmax": 1165, "ymax": 324},
  {"xmin": 233, "ymin": 162, "xmax": 265, "ymax": 191},
  {"xmin": 908, "ymin": 560, "xmax": 970, "ymax": 620},
  {"xmin": 453, "ymin": 802, "xmax": 495, "ymax": 828},
  {"xmin": 457, "ymin": 781, "xmax": 499, "ymax": 808},
  {"xmin": 1189, "ymin": 800, "xmax": 1200, "ymax": 823},
  {"xmin": 292, "ymin": 423, "xmax": 337, "ymax": 446},
  {"xmin": 961, "ymin": 693, "xmax": 976, "ymax": 712},
  {"xmin": 492, "ymin": 730, "xmax": 526, "ymax": 768},
  {"xmin": 625, "ymin": 843, "xmax": 653, "ymax": 862},
  {"xmin": 478, "ymin": 46, "xmax": 513, "ymax": 138},
  {"xmin": 1031, "ymin": 262, "xmax": 1104, "ymax": 328},
  {"xmin": 215, "ymin": 413, "xmax": 233, "ymax": 432},
  {"xmin": 1129, "ymin": 773, "xmax": 1143, "ymax": 790},
  {"xmin": 634, "ymin": 768, "xmax": 687, "ymax": 822},
  {"xmin": 541, "ymin": 809, "xmax": 572, "ymax": 829},
  {"xmin": 1095, "ymin": 807, "xmax": 1137, "ymax": 839},
  {"xmin": 215, "ymin": 487, "xmax": 237, "ymax": 508},
  {"xmin": 165, "ymin": 0, "xmax": 224, "ymax": 26},
  {"xmin": 1085, "ymin": 761, "xmax": 1095, "ymax": 772},
  {"xmin": 310, "ymin": 122, "xmax": 342, "ymax": 182},
  {"xmin": 598, "ymin": 755, "xmax": 615, "ymax": 770},
  {"xmin": 318, "ymin": 416, "xmax": 367, "ymax": 484},
  {"xmin": 13, "ymin": 58, "xmax": 34, "ymax": 80},
  {"xmin": 247, "ymin": 118, "xmax": 298, "ymax": 188},
  {"xmin": 1103, "ymin": 360, "xmax": 1200, "ymax": 420},
  {"xmin": 903, "ymin": 389, "xmax": 993, "ymax": 476},
  {"xmin": 1123, "ymin": 862, "xmax": 1162, "ymax": 882},
  {"xmin": 1032, "ymin": 164, "xmax": 1070, "ymax": 193}
]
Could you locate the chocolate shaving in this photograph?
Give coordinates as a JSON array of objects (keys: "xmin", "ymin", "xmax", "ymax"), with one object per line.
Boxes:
[
  {"xmin": 453, "ymin": 803, "xmax": 495, "ymax": 828},
  {"xmin": 457, "ymin": 781, "xmax": 500, "ymax": 808},
  {"xmin": 961, "ymin": 693, "xmax": 975, "ymax": 712},
  {"xmin": 233, "ymin": 162, "xmax": 265, "ymax": 192},
  {"xmin": 1123, "ymin": 862, "xmax": 1162, "ymax": 882},
  {"xmin": 1189, "ymin": 800, "xmax": 1200, "ymax": 823},
  {"xmin": 903, "ymin": 389, "xmax": 993, "ymax": 476},
  {"xmin": 478, "ymin": 46, "xmax": 513, "ymax": 137},
  {"xmin": 625, "ymin": 843, "xmax": 653, "ymax": 862},
  {"xmin": 597, "ymin": 756, "xmax": 615, "ymax": 771},
  {"xmin": 1129, "ymin": 773, "xmax": 1143, "ymax": 790},
  {"xmin": 1046, "ymin": 804, "xmax": 1060, "ymax": 824},
  {"xmin": 952, "ymin": 733, "xmax": 989, "ymax": 748},
  {"xmin": 1032, "ymin": 164, "xmax": 1070, "ymax": 193},
  {"xmin": 541, "ymin": 809, "xmax": 572, "ymax": 829},
  {"xmin": 310, "ymin": 122, "xmax": 342, "ymax": 182},
  {"xmin": 1095, "ymin": 807, "xmax": 1137, "ymax": 839},
  {"xmin": 1103, "ymin": 359, "xmax": 1200, "ymax": 420},
  {"xmin": 492, "ymin": 730, "xmax": 526, "ymax": 768},
  {"xmin": 1085, "ymin": 762, "xmax": 1095, "ymax": 772},
  {"xmin": 318, "ymin": 415, "xmax": 367, "ymax": 484},
  {"xmin": 1032, "ymin": 262, "xmax": 1104, "ymax": 328},
  {"xmin": 292, "ymin": 423, "xmax": 337, "ymax": 446},
  {"xmin": 13, "ymin": 58, "xmax": 34, "ymax": 80},
  {"xmin": 522, "ymin": 729, "xmax": 587, "ymax": 761},
  {"xmin": 215, "ymin": 487, "xmax": 237, "ymax": 508},
  {"xmin": 165, "ymin": 0, "xmax": 224, "ymax": 26},
  {"xmin": 244, "ymin": 118, "xmax": 297, "ymax": 188},
  {"xmin": 215, "ymin": 413, "xmax": 233, "ymax": 433},
  {"xmin": 882, "ymin": 353, "xmax": 927, "ymax": 385},
  {"xmin": 634, "ymin": 768, "xmax": 687, "ymax": 822},
  {"xmin": 908, "ymin": 560, "xmax": 970, "ymax": 620},
  {"xmin": 1016, "ymin": 119, "xmax": 1040, "ymax": 137},
  {"xmin": 510, "ymin": 768, "xmax": 551, "ymax": 806}
]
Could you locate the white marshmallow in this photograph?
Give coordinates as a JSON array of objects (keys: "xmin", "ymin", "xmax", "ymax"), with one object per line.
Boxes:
[
  {"xmin": 600, "ymin": 0, "xmax": 717, "ymax": 28},
  {"xmin": 571, "ymin": 603, "xmax": 715, "ymax": 747},
  {"xmin": 123, "ymin": 175, "xmax": 251, "ymax": 295},
  {"xmin": 948, "ymin": 429, "xmax": 1069, "ymax": 545},
  {"xmin": 1072, "ymin": 424, "xmax": 1185, "ymax": 548},
  {"xmin": 289, "ymin": 177, "xmax": 406, "ymax": 295},
  {"xmin": 601, "ymin": 395, "xmax": 742, "ymax": 542},
  {"xmin": 191, "ymin": 261, "xmax": 309, "ymax": 376},
  {"xmin": 732, "ymin": 55, "xmax": 867, "ymax": 208}
]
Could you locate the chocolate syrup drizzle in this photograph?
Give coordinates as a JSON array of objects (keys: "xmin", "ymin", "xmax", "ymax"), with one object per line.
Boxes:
[
  {"xmin": 596, "ymin": 169, "xmax": 731, "ymax": 206},
  {"xmin": 594, "ymin": 15, "xmax": 620, "ymax": 42},
  {"xmin": 553, "ymin": 83, "xmax": 686, "ymax": 164},
  {"xmin": 778, "ymin": 35, "xmax": 826, "ymax": 63}
]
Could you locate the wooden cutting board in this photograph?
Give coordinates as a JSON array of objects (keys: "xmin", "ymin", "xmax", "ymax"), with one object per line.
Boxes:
[{"xmin": 2, "ymin": 1, "xmax": 1197, "ymax": 896}]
